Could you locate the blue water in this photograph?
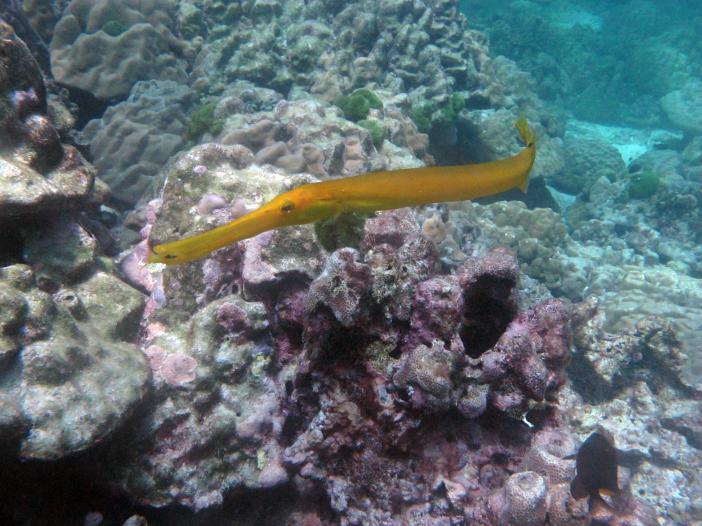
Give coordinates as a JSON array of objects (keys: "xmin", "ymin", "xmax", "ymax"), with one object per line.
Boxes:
[{"xmin": 460, "ymin": 0, "xmax": 702, "ymax": 126}]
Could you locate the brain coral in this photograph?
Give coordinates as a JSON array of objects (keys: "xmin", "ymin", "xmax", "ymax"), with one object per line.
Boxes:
[
  {"xmin": 50, "ymin": 0, "xmax": 188, "ymax": 100},
  {"xmin": 82, "ymin": 80, "xmax": 195, "ymax": 204}
]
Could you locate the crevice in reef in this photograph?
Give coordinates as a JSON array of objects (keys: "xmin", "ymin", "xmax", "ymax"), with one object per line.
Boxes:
[
  {"xmin": 60, "ymin": 84, "xmax": 115, "ymax": 131},
  {"xmin": 0, "ymin": 219, "xmax": 24, "ymax": 267},
  {"xmin": 460, "ymin": 275, "xmax": 518, "ymax": 358}
]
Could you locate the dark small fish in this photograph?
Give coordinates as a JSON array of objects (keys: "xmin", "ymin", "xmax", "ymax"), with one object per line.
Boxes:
[{"xmin": 565, "ymin": 430, "xmax": 620, "ymax": 506}]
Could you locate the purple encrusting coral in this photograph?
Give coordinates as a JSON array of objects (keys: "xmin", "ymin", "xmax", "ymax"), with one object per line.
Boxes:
[
  {"xmin": 125, "ymin": 202, "xmax": 640, "ymax": 525},
  {"xmin": 111, "ymin": 174, "xmax": 665, "ymax": 525}
]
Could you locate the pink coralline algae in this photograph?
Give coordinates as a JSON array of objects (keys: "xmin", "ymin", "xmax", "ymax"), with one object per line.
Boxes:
[
  {"xmin": 307, "ymin": 248, "xmax": 371, "ymax": 328},
  {"xmin": 160, "ymin": 352, "xmax": 198, "ymax": 386},
  {"xmin": 144, "ymin": 346, "xmax": 197, "ymax": 386}
]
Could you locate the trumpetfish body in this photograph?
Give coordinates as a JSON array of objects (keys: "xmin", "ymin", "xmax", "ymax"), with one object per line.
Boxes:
[{"xmin": 148, "ymin": 118, "xmax": 536, "ymax": 265}]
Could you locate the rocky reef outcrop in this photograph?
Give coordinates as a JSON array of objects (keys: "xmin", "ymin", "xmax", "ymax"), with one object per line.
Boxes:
[{"xmin": 0, "ymin": 15, "xmax": 151, "ymax": 463}]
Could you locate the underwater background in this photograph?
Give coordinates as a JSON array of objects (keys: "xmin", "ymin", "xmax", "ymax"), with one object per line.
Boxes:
[{"xmin": 0, "ymin": 0, "xmax": 700, "ymax": 525}]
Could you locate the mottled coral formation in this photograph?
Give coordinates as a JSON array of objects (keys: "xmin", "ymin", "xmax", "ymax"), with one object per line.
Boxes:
[
  {"xmin": 130, "ymin": 159, "xmax": 579, "ymax": 520},
  {"xmin": 50, "ymin": 0, "xmax": 188, "ymax": 100},
  {"xmin": 82, "ymin": 80, "xmax": 196, "ymax": 204},
  {"xmin": 0, "ymin": 265, "xmax": 149, "ymax": 460}
]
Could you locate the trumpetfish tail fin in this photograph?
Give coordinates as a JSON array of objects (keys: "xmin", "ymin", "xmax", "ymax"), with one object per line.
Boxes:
[
  {"xmin": 515, "ymin": 117, "xmax": 535, "ymax": 193},
  {"xmin": 515, "ymin": 116, "xmax": 536, "ymax": 148}
]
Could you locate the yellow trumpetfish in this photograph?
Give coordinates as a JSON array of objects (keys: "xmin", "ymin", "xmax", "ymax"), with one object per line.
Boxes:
[{"xmin": 149, "ymin": 118, "xmax": 536, "ymax": 265}]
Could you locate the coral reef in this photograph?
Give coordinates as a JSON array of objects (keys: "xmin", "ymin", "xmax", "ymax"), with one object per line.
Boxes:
[
  {"xmin": 0, "ymin": 16, "xmax": 150, "ymax": 465},
  {"xmin": 0, "ymin": 1, "xmax": 698, "ymax": 524},
  {"xmin": 82, "ymin": 80, "xmax": 196, "ymax": 205},
  {"xmin": 217, "ymin": 92, "xmax": 423, "ymax": 180},
  {"xmin": 194, "ymin": 0, "xmax": 502, "ymax": 107},
  {"xmin": 135, "ymin": 175, "xmax": 578, "ymax": 519},
  {"xmin": 50, "ymin": 0, "xmax": 189, "ymax": 100}
]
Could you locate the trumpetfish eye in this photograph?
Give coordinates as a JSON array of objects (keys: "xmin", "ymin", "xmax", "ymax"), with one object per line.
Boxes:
[{"xmin": 280, "ymin": 200, "xmax": 295, "ymax": 213}]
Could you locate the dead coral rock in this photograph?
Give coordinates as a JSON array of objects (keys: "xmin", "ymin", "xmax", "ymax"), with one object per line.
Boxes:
[
  {"xmin": 115, "ymin": 292, "xmax": 286, "ymax": 510},
  {"xmin": 486, "ymin": 298, "xmax": 572, "ymax": 413},
  {"xmin": 23, "ymin": 219, "xmax": 97, "ymax": 283},
  {"xmin": 0, "ymin": 268, "xmax": 150, "ymax": 460},
  {"xmin": 0, "ymin": 25, "xmax": 96, "ymax": 218},
  {"xmin": 404, "ymin": 274, "xmax": 463, "ymax": 351},
  {"xmin": 546, "ymin": 482, "xmax": 589, "ymax": 526},
  {"xmin": 661, "ymin": 400, "xmax": 702, "ymax": 450},
  {"xmin": 360, "ymin": 210, "xmax": 443, "ymax": 333},
  {"xmin": 572, "ymin": 297, "xmax": 693, "ymax": 399},
  {"xmin": 241, "ymin": 225, "xmax": 323, "ymax": 301},
  {"xmin": 0, "ymin": 22, "xmax": 47, "ymax": 127},
  {"xmin": 306, "ymin": 248, "xmax": 370, "ymax": 327},
  {"xmin": 362, "ymin": 208, "xmax": 422, "ymax": 250}
]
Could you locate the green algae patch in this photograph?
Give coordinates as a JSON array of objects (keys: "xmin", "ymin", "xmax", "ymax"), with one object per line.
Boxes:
[
  {"xmin": 187, "ymin": 101, "xmax": 225, "ymax": 140},
  {"xmin": 409, "ymin": 92, "xmax": 466, "ymax": 133},
  {"xmin": 628, "ymin": 169, "xmax": 659, "ymax": 199},
  {"xmin": 102, "ymin": 20, "xmax": 127, "ymax": 37},
  {"xmin": 358, "ymin": 118, "xmax": 386, "ymax": 149},
  {"xmin": 335, "ymin": 88, "xmax": 383, "ymax": 122}
]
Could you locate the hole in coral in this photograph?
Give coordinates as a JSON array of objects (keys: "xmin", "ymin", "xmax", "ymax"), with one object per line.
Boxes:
[
  {"xmin": 61, "ymin": 84, "xmax": 114, "ymax": 131},
  {"xmin": 490, "ymin": 452, "xmax": 509, "ymax": 465},
  {"xmin": 460, "ymin": 276, "xmax": 517, "ymax": 357}
]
